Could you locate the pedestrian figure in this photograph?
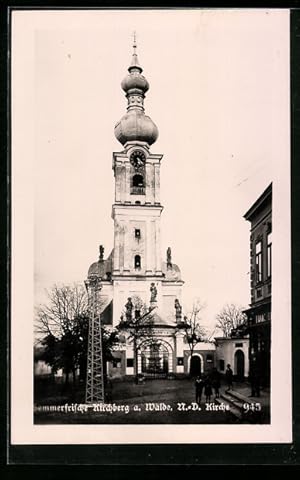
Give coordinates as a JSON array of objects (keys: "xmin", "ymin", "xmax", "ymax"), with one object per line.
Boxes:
[
  {"xmin": 250, "ymin": 362, "xmax": 260, "ymax": 397},
  {"xmin": 204, "ymin": 376, "xmax": 212, "ymax": 403},
  {"xmin": 211, "ymin": 367, "xmax": 221, "ymax": 399},
  {"xmin": 104, "ymin": 375, "xmax": 113, "ymax": 402},
  {"xmin": 195, "ymin": 375, "xmax": 204, "ymax": 405},
  {"xmin": 225, "ymin": 364, "xmax": 233, "ymax": 392}
]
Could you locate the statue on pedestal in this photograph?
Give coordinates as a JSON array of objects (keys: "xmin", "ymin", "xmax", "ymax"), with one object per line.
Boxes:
[
  {"xmin": 150, "ymin": 283, "xmax": 157, "ymax": 303},
  {"xmin": 175, "ymin": 298, "xmax": 182, "ymax": 320},
  {"xmin": 167, "ymin": 247, "xmax": 172, "ymax": 269},
  {"xmin": 125, "ymin": 297, "xmax": 133, "ymax": 321},
  {"xmin": 99, "ymin": 244, "xmax": 104, "ymax": 262}
]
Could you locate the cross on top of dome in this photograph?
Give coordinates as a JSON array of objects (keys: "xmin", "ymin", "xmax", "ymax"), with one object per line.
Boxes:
[
  {"xmin": 129, "ymin": 30, "xmax": 143, "ymax": 73},
  {"xmin": 133, "ymin": 31, "xmax": 137, "ymax": 51}
]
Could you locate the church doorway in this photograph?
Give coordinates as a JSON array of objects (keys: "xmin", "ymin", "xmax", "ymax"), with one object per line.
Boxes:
[
  {"xmin": 190, "ymin": 355, "xmax": 201, "ymax": 376},
  {"xmin": 140, "ymin": 341, "xmax": 170, "ymax": 378},
  {"xmin": 234, "ymin": 349, "xmax": 245, "ymax": 381}
]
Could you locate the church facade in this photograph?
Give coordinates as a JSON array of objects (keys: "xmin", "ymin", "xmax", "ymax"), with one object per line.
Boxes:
[{"xmin": 86, "ymin": 41, "xmax": 215, "ymax": 379}]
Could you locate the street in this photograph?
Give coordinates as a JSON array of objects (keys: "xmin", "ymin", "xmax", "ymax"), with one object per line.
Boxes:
[{"xmin": 34, "ymin": 378, "xmax": 240, "ymax": 424}]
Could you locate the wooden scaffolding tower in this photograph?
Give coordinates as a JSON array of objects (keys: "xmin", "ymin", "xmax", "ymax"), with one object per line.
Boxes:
[{"xmin": 85, "ymin": 274, "xmax": 105, "ymax": 404}]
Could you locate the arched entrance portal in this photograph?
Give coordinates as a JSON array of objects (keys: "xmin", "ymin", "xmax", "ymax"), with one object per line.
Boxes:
[
  {"xmin": 234, "ymin": 349, "xmax": 245, "ymax": 380},
  {"xmin": 139, "ymin": 340, "xmax": 173, "ymax": 378},
  {"xmin": 190, "ymin": 355, "xmax": 202, "ymax": 376}
]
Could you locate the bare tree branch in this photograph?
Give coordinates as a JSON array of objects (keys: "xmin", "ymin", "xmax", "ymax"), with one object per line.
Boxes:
[
  {"xmin": 215, "ymin": 303, "xmax": 247, "ymax": 338},
  {"xmin": 35, "ymin": 283, "xmax": 90, "ymax": 340},
  {"xmin": 178, "ymin": 299, "xmax": 208, "ymax": 373}
]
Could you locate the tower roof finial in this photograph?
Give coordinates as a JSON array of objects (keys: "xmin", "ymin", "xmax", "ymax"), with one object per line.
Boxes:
[
  {"xmin": 133, "ymin": 31, "xmax": 137, "ymax": 52},
  {"xmin": 129, "ymin": 31, "xmax": 142, "ymax": 73}
]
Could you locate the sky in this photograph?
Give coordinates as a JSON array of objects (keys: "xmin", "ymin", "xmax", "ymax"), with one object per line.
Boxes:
[{"xmin": 12, "ymin": 9, "xmax": 289, "ymax": 331}]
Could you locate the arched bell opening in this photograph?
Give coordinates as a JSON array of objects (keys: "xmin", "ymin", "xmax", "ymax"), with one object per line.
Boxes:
[
  {"xmin": 134, "ymin": 254, "xmax": 141, "ymax": 270},
  {"xmin": 131, "ymin": 174, "xmax": 145, "ymax": 195}
]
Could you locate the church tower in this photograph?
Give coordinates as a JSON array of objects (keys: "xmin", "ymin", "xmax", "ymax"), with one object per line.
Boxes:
[
  {"xmin": 110, "ymin": 37, "xmax": 184, "ymax": 327},
  {"xmin": 87, "ymin": 38, "xmax": 187, "ymax": 377},
  {"xmin": 113, "ymin": 37, "xmax": 162, "ymax": 279}
]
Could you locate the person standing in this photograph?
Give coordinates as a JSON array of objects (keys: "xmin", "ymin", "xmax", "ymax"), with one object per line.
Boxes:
[
  {"xmin": 225, "ymin": 364, "xmax": 233, "ymax": 393},
  {"xmin": 204, "ymin": 376, "xmax": 213, "ymax": 403},
  {"xmin": 195, "ymin": 375, "xmax": 204, "ymax": 405},
  {"xmin": 250, "ymin": 361, "xmax": 260, "ymax": 397},
  {"xmin": 211, "ymin": 367, "xmax": 221, "ymax": 399}
]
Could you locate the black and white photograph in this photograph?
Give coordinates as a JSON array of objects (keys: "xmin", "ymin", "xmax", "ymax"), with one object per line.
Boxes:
[{"xmin": 11, "ymin": 8, "xmax": 292, "ymax": 444}]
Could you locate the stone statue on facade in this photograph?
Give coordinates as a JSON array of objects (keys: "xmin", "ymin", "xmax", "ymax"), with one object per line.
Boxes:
[
  {"xmin": 167, "ymin": 247, "xmax": 172, "ymax": 268},
  {"xmin": 174, "ymin": 298, "xmax": 182, "ymax": 320},
  {"xmin": 99, "ymin": 244, "xmax": 104, "ymax": 262},
  {"xmin": 125, "ymin": 297, "xmax": 133, "ymax": 321},
  {"xmin": 150, "ymin": 283, "xmax": 158, "ymax": 303}
]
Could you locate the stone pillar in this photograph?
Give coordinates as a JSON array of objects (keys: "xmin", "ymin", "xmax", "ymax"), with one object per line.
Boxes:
[
  {"xmin": 145, "ymin": 163, "xmax": 152, "ymax": 204},
  {"xmin": 113, "ymin": 220, "xmax": 120, "ymax": 273},
  {"xmin": 154, "ymin": 163, "xmax": 160, "ymax": 204},
  {"xmin": 120, "ymin": 163, "xmax": 126, "ymax": 203},
  {"xmin": 125, "ymin": 163, "xmax": 131, "ymax": 203},
  {"xmin": 137, "ymin": 351, "xmax": 142, "ymax": 374},
  {"xmin": 122, "ymin": 220, "xmax": 130, "ymax": 272},
  {"xmin": 155, "ymin": 218, "xmax": 162, "ymax": 273},
  {"xmin": 115, "ymin": 163, "xmax": 122, "ymax": 203},
  {"xmin": 169, "ymin": 351, "xmax": 173, "ymax": 373},
  {"xmin": 145, "ymin": 220, "xmax": 152, "ymax": 274}
]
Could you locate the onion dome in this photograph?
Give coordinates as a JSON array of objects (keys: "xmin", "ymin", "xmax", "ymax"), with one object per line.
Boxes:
[
  {"xmin": 114, "ymin": 34, "xmax": 159, "ymax": 147},
  {"xmin": 87, "ymin": 261, "xmax": 104, "ymax": 278},
  {"xmin": 115, "ymin": 112, "xmax": 158, "ymax": 146},
  {"xmin": 121, "ymin": 64, "xmax": 149, "ymax": 93}
]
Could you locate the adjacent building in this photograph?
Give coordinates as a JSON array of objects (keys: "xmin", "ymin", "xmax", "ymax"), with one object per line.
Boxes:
[
  {"xmin": 215, "ymin": 336, "xmax": 249, "ymax": 381},
  {"xmin": 243, "ymin": 183, "xmax": 272, "ymax": 387}
]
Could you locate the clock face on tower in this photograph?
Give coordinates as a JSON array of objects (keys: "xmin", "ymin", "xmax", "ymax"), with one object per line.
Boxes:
[{"xmin": 130, "ymin": 150, "xmax": 146, "ymax": 170}]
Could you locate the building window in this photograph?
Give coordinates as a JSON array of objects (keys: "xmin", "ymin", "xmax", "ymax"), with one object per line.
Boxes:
[
  {"xmin": 235, "ymin": 343, "xmax": 243, "ymax": 348},
  {"xmin": 135, "ymin": 228, "xmax": 141, "ymax": 238},
  {"xmin": 255, "ymin": 314, "xmax": 265, "ymax": 324},
  {"xmin": 134, "ymin": 255, "xmax": 141, "ymax": 269},
  {"xmin": 255, "ymin": 241, "xmax": 262, "ymax": 283},
  {"xmin": 219, "ymin": 359, "xmax": 225, "ymax": 371},
  {"xmin": 127, "ymin": 359, "xmax": 134, "ymax": 368},
  {"xmin": 267, "ymin": 232, "xmax": 272, "ymax": 278},
  {"xmin": 112, "ymin": 358, "xmax": 121, "ymax": 368}
]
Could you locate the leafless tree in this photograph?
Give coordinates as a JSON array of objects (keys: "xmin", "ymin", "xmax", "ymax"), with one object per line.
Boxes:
[
  {"xmin": 178, "ymin": 299, "xmax": 208, "ymax": 373},
  {"xmin": 35, "ymin": 283, "xmax": 89, "ymax": 339},
  {"xmin": 35, "ymin": 283, "xmax": 116, "ymax": 384},
  {"xmin": 215, "ymin": 303, "xmax": 247, "ymax": 338}
]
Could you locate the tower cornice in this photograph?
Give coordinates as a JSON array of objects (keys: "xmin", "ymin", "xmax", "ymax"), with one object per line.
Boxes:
[{"xmin": 112, "ymin": 204, "xmax": 163, "ymax": 219}]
